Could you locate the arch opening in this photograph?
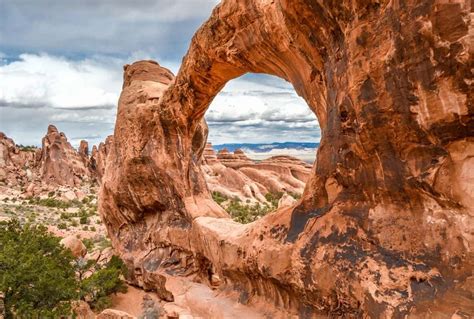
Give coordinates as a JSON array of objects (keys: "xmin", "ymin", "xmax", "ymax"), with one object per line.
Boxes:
[{"xmin": 201, "ymin": 73, "xmax": 321, "ymax": 223}]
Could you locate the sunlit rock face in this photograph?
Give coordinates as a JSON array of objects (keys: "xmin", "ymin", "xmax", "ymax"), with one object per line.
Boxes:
[
  {"xmin": 1, "ymin": 127, "xmax": 107, "ymax": 196},
  {"xmin": 203, "ymin": 144, "xmax": 311, "ymax": 203},
  {"xmin": 37, "ymin": 125, "xmax": 91, "ymax": 187},
  {"xmin": 0, "ymin": 132, "xmax": 37, "ymax": 187},
  {"xmin": 99, "ymin": 1, "xmax": 474, "ymax": 317}
]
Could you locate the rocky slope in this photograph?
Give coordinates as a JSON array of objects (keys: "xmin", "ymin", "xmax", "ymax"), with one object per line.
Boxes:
[
  {"xmin": 0, "ymin": 132, "xmax": 37, "ymax": 189},
  {"xmin": 99, "ymin": 0, "xmax": 473, "ymax": 317},
  {"xmin": 0, "ymin": 126, "xmax": 112, "ymax": 199},
  {"xmin": 203, "ymin": 143, "xmax": 311, "ymax": 203}
]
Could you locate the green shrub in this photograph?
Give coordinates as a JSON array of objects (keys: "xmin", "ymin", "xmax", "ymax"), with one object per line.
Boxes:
[
  {"xmin": 211, "ymin": 191, "xmax": 228, "ymax": 205},
  {"xmin": 29, "ymin": 197, "xmax": 71, "ymax": 209},
  {"xmin": 80, "ymin": 216, "xmax": 89, "ymax": 225},
  {"xmin": 211, "ymin": 191, "xmax": 285, "ymax": 224},
  {"xmin": 264, "ymin": 192, "xmax": 284, "ymax": 207},
  {"xmin": 16, "ymin": 144, "xmax": 37, "ymax": 152},
  {"xmin": 226, "ymin": 200, "xmax": 273, "ymax": 224},
  {"xmin": 0, "ymin": 220, "xmax": 128, "ymax": 317},
  {"xmin": 288, "ymin": 192, "xmax": 302, "ymax": 200},
  {"xmin": 82, "ymin": 238, "xmax": 95, "ymax": 250},
  {"xmin": 97, "ymin": 237, "xmax": 112, "ymax": 250},
  {"xmin": 71, "ymin": 199, "xmax": 82, "ymax": 208},
  {"xmin": 58, "ymin": 223, "xmax": 67, "ymax": 230},
  {"xmin": 0, "ymin": 220, "xmax": 78, "ymax": 318},
  {"xmin": 79, "ymin": 256, "xmax": 128, "ymax": 311}
]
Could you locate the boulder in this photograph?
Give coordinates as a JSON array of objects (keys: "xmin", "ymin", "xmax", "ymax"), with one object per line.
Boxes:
[
  {"xmin": 72, "ymin": 300, "xmax": 95, "ymax": 319},
  {"xmin": 277, "ymin": 193, "xmax": 296, "ymax": 209},
  {"xmin": 60, "ymin": 235, "xmax": 87, "ymax": 258}
]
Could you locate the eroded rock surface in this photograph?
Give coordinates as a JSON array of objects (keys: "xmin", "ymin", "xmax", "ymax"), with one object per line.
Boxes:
[
  {"xmin": 37, "ymin": 125, "xmax": 91, "ymax": 187},
  {"xmin": 100, "ymin": 1, "xmax": 474, "ymax": 317},
  {"xmin": 203, "ymin": 144, "xmax": 310, "ymax": 203},
  {"xmin": 0, "ymin": 133, "xmax": 37, "ymax": 188},
  {"xmin": 0, "ymin": 126, "xmax": 112, "ymax": 198},
  {"xmin": 90, "ymin": 136, "xmax": 113, "ymax": 183}
]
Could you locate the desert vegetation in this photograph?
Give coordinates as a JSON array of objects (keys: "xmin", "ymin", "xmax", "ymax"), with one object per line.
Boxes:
[
  {"xmin": 0, "ymin": 220, "xmax": 127, "ymax": 318},
  {"xmin": 0, "ymin": 195, "xmax": 101, "ymax": 232},
  {"xmin": 212, "ymin": 191, "xmax": 299, "ymax": 223}
]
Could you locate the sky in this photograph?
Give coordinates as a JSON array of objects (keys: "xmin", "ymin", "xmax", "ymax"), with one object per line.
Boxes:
[{"xmin": 0, "ymin": 0, "xmax": 320, "ymax": 147}]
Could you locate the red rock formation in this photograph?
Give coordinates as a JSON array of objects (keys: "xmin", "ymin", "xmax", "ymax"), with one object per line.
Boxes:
[
  {"xmin": 100, "ymin": 1, "xmax": 473, "ymax": 317},
  {"xmin": 37, "ymin": 125, "xmax": 91, "ymax": 187},
  {"xmin": 0, "ymin": 132, "xmax": 37, "ymax": 187},
  {"xmin": 203, "ymin": 142, "xmax": 218, "ymax": 164},
  {"xmin": 90, "ymin": 136, "xmax": 113, "ymax": 183},
  {"xmin": 204, "ymin": 146, "xmax": 310, "ymax": 202},
  {"xmin": 216, "ymin": 148, "xmax": 253, "ymax": 168},
  {"xmin": 1, "ymin": 127, "xmax": 112, "ymax": 198},
  {"xmin": 78, "ymin": 140, "xmax": 89, "ymax": 158}
]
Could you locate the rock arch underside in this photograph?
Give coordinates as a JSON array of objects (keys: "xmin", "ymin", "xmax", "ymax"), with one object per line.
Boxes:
[{"xmin": 100, "ymin": 0, "xmax": 474, "ymax": 317}]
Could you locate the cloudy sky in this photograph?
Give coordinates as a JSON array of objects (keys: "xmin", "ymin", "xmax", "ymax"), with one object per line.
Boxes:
[{"xmin": 0, "ymin": 0, "xmax": 320, "ymax": 147}]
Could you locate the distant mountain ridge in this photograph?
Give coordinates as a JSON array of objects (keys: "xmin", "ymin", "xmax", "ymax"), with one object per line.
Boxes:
[{"xmin": 212, "ymin": 142, "xmax": 319, "ymax": 153}]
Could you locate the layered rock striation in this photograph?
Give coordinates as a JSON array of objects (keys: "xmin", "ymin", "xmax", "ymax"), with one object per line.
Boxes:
[
  {"xmin": 203, "ymin": 143, "xmax": 311, "ymax": 203},
  {"xmin": 100, "ymin": 1, "xmax": 474, "ymax": 317}
]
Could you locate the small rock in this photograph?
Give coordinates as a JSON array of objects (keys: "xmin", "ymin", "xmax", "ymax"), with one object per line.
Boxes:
[
  {"xmin": 62, "ymin": 190, "xmax": 77, "ymax": 201},
  {"xmin": 72, "ymin": 300, "xmax": 94, "ymax": 319},
  {"xmin": 60, "ymin": 235, "xmax": 87, "ymax": 257},
  {"xmin": 210, "ymin": 274, "xmax": 222, "ymax": 286},
  {"xmin": 277, "ymin": 193, "xmax": 296, "ymax": 208},
  {"xmin": 97, "ymin": 309, "xmax": 135, "ymax": 319}
]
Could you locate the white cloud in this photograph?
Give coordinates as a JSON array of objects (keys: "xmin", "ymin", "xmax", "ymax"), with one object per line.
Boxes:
[
  {"xmin": 0, "ymin": 53, "xmax": 123, "ymax": 109},
  {"xmin": 0, "ymin": 53, "xmax": 320, "ymax": 147},
  {"xmin": 205, "ymin": 75, "xmax": 320, "ymax": 144},
  {"xmin": 243, "ymin": 148, "xmax": 316, "ymax": 163}
]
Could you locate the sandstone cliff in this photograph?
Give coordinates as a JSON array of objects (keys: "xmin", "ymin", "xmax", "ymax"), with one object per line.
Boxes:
[{"xmin": 99, "ymin": 1, "xmax": 473, "ymax": 317}]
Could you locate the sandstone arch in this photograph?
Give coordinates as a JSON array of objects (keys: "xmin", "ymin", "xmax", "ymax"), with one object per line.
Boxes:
[{"xmin": 100, "ymin": 0, "xmax": 473, "ymax": 317}]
